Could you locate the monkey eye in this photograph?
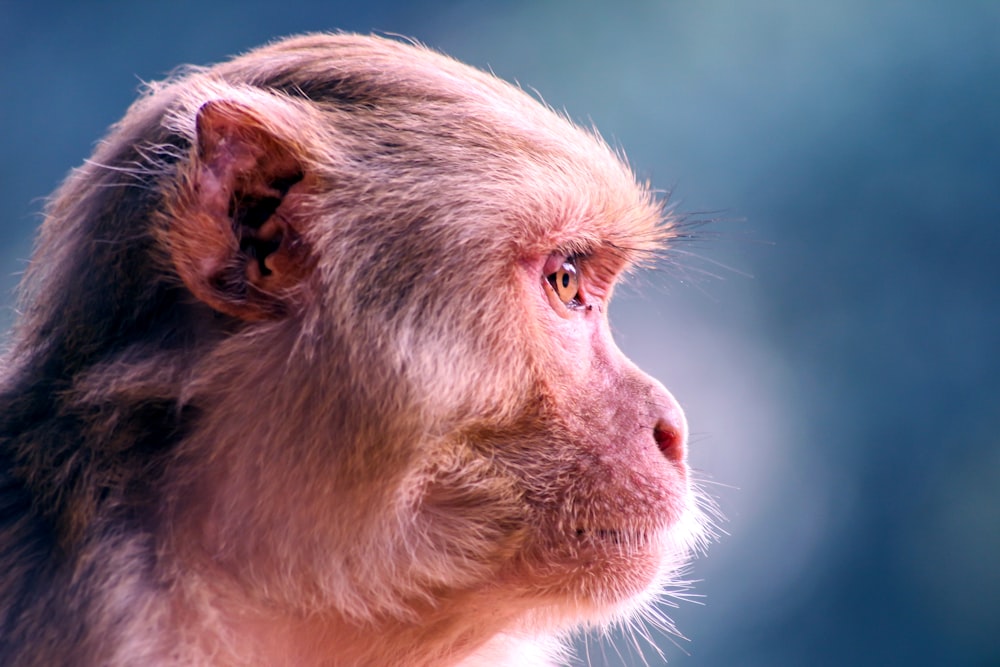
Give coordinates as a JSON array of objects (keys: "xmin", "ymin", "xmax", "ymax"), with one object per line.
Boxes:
[{"xmin": 545, "ymin": 255, "xmax": 584, "ymax": 309}]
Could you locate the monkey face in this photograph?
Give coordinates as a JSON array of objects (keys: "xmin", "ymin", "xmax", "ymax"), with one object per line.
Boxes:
[{"xmin": 434, "ymin": 245, "xmax": 700, "ymax": 624}]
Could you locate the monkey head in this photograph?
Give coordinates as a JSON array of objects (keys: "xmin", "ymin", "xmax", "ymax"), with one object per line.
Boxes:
[{"xmin": 6, "ymin": 33, "xmax": 711, "ymax": 665}]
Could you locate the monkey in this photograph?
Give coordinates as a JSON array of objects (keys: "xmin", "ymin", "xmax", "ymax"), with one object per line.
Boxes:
[{"xmin": 0, "ymin": 33, "xmax": 710, "ymax": 666}]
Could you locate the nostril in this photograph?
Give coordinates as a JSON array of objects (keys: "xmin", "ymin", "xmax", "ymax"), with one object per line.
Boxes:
[{"xmin": 653, "ymin": 420, "xmax": 684, "ymax": 463}]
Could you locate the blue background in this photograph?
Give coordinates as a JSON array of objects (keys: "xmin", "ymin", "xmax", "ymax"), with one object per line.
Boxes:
[{"xmin": 2, "ymin": 2, "xmax": 998, "ymax": 665}]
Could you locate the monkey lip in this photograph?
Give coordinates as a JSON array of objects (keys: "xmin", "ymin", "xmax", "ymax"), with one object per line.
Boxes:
[{"xmin": 573, "ymin": 527, "xmax": 657, "ymax": 548}]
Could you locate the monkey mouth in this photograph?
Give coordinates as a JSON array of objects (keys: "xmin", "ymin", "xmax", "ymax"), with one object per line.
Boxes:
[{"xmin": 573, "ymin": 527, "xmax": 654, "ymax": 549}]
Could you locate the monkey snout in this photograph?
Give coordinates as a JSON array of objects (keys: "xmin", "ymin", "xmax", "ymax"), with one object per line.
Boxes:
[{"xmin": 618, "ymin": 360, "xmax": 690, "ymax": 465}]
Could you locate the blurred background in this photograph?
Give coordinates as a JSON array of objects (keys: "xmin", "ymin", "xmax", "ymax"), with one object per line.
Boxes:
[{"xmin": 2, "ymin": 1, "xmax": 998, "ymax": 665}]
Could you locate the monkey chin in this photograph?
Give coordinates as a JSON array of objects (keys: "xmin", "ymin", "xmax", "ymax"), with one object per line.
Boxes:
[{"xmin": 516, "ymin": 487, "xmax": 704, "ymax": 632}]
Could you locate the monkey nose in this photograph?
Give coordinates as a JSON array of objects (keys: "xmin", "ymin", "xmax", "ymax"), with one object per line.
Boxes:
[{"xmin": 652, "ymin": 396, "xmax": 688, "ymax": 464}]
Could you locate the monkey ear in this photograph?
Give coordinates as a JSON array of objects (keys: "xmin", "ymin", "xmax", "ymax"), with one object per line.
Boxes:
[{"xmin": 167, "ymin": 99, "xmax": 311, "ymax": 321}]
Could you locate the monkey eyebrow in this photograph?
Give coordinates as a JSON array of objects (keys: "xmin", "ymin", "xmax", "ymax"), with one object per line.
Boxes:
[
  {"xmin": 605, "ymin": 239, "xmax": 658, "ymax": 262},
  {"xmin": 575, "ymin": 242, "xmax": 638, "ymax": 276}
]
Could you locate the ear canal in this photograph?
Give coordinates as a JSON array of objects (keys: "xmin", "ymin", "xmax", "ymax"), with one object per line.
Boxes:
[{"xmin": 166, "ymin": 99, "xmax": 312, "ymax": 321}]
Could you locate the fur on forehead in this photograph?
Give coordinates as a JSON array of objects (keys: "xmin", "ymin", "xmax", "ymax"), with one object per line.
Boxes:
[{"xmin": 161, "ymin": 33, "xmax": 670, "ymax": 265}]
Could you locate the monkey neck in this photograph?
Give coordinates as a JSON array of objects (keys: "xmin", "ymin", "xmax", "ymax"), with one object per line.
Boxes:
[{"xmin": 165, "ymin": 567, "xmax": 548, "ymax": 667}]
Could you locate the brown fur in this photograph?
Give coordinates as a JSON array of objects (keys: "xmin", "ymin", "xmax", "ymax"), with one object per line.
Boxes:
[{"xmin": 0, "ymin": 34, "xmax": 709, "ymax": 666}]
